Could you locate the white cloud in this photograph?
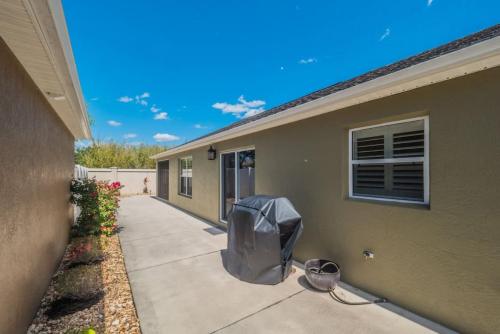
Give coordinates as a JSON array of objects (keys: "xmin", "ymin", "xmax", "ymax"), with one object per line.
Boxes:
[
  {"xmin": 118, "ymin": 96, "xmax": 134, "ymax": 103},
  {"xmin": 119, "ymin": 92, "xmax": 151, "ymax": 105},
  {"xmin": 427, "ymin": 0, "xmax": 433, "ymax": 6},
  {"xmin": 135, "ymin": 92, "xmax": 150, "ymax": 106},
  {"xmin": 90, "ymin": 97, "xmax": 99, "ymax": 101},
  {"xmin": 298, "ymin": 58, "xmax": 317, "ymax": 64},
  {"xmin": 194, "ymin": 124, "xmax": 207, "ymax": 129},
  {"xmin": 75, "ymin": 139, "xmax": 92, "ymax": 149},
  {"xmin": 212, "ymin": 95, "xmax": 266, "ymax": 119},
  {"xmin": 107, "ymin": 120, "xmax": 122, "ymax": 127},
  {"xmin": 123, "ymin": 133, "xmax": 137, "ymax": 139},
  {"xmin": 238, "ymin": 95, "xmax": 265, "ymax": 108},
  {"xmin": 379, "ymin": 28, "xmax": 391, "ymax": 41},
  {"xmin": 150, "ymin": 105, "xmax": 161, "ymax": 113},
  {"xmin": 154, "ymin": 133, "xmax": 180, "ymax": 142},
  {"xmin": 154, "ymin": 112, "xmax": 168, "ymax": 120}
]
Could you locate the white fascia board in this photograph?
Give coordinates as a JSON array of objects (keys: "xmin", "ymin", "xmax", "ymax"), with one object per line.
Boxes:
[
  {"xmin": 152, "ymin": 36, "xmax": 500, "ymax": 160},
  {"xmin": 24, "ymin": 0, "xmax": 91, "ymax": 139},
  {"xmin": 46, "ymin": 0, "xmax": 91, "ymax": 138}
]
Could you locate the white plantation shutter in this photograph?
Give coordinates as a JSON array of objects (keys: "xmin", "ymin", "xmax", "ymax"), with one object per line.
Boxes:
[{"xmin": 350, "ymin": 117, "xmax": 429, "ymax": 204}]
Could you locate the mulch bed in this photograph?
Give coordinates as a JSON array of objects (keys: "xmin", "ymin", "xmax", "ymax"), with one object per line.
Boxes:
[{"xmin": 28, "ymin": 235, "xmax": 141, "ymax": 334}]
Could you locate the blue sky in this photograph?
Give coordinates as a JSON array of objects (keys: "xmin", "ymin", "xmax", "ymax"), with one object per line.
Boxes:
[{"xmin": 63, "ymin": 0, "xmax": 500, "ymax": 147}]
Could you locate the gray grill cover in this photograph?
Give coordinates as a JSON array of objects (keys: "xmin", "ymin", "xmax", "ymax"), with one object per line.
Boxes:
[{"xmin": 223, "ymin": 195, "xmax": 303, "ymax": 285}]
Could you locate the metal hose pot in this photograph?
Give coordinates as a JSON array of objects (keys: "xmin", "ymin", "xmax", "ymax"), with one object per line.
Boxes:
[{"xmin": 304, "ymin": 259, "xmax": 340, "ymax": 291}]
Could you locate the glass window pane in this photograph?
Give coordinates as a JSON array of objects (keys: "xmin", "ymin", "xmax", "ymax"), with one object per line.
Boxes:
[
  {"xmin": 222, "ymin": 153, "xmax": 236, "ymax": 219},
  {"xmin": 180, "ymin": 177, "xmax": 186, "ymax": 195},
  {"xmin": 187, "ymin": 176, "xmax": 192, "ymax": 196},
  {"xmin": 238, "ymin": 150, "xmax": 255, "ymax": 200}
]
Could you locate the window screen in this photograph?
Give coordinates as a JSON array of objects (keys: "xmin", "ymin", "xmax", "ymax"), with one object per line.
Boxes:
[{"xmin": 350, "ymin": 118, "xmax": 428, "ymax": 203}]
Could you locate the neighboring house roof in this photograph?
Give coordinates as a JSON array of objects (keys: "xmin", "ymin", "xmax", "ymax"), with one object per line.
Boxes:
[
  {"xmin": 0, "ymin": 0, "xmax": 91, "ymax": 139},
  {"xmin": 153, "ymin": 24, "xmax": 500, "ymax": 160}
]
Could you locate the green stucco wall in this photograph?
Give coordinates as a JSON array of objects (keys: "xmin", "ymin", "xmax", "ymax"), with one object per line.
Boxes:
[
  {"xmin": 160, "ymin": 66, "xmax": 500, "ymax": 334},
  {"xmin": 0, "ymin": 38, "xmax": 74, "ymax": 333}
]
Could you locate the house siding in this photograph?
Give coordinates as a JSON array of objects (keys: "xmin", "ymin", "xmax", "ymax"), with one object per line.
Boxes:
[
  {"xmin": 159, "ymin": 66, "xmax": 500, "ymax": 334},
  {"xmin": 0, "ymin": 38, "xmax": 74, "ymax": 333}
]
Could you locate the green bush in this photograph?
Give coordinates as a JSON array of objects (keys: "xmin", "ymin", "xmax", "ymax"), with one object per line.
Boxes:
[
  {"xmin": 70, "ymin": 178, "xmax": 122, "ymax": 237},
  {"xmin": 96, "ymin": 180, "xmax": 122, "ymax": 236},
  {"xmin": 70, "ymin": 178, "xmax": 100, "ymax": 236},
  {"xmin": 75, "ymin": 142, "xmax": 166, "ymax": 168}
]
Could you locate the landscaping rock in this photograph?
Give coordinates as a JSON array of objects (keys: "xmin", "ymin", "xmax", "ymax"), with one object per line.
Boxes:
[{"xmin": 27, "ymin": 235, "xmax": 141, "ymax": 334}]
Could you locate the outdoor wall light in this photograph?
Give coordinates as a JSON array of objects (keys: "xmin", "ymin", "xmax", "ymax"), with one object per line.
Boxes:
[{"xmin": 207, "ymin": 145, "xmax": 216, "ymax": 160}]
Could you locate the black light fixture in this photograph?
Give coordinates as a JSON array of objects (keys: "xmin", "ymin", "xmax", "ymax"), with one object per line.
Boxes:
[{"xmin": 207, "ymin": 145, "xmax": 216, "ymax": 160}]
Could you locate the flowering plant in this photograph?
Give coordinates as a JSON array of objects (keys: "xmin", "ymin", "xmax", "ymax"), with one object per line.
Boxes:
[
  {"xmin": 96, "ymin": 180, "xmax": 122, "ymax": 236},
  {"xmin": 70, "ymin": 178, "xmax": 123, "ymax": 237}
]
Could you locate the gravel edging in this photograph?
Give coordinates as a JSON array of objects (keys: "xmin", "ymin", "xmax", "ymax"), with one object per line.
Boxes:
[
  {"xmin": 102, "ymin": 235, "xmax": 141, "ymax": 333},
  {"xmin": 27, "ymin": 235, "xmax": 141, "ymax": 334}
]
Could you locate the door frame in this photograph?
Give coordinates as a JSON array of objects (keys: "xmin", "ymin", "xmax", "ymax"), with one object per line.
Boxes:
[
  {"xmin": 219, "ymin": 146, "xmax": 255, "ymax": 223},
  {"xmin": 157, "ymin": 159, "xmax": 169, "ymax": 201}
]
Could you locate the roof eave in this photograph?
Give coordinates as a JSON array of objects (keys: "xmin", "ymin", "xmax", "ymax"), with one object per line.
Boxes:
[
  {"xmin": 28, "ymin": 0, "xmax": 91, "ymax": 139},
  {"xmin": 153, "ymin": 36, "xmax": 500, "ymax": 160},
  {"xmin": 0, "ymin": 0, "xmax": 91, "ymax": 139}
]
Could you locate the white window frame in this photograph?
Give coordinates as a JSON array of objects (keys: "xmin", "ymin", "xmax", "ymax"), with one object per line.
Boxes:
[
  {"xmin": 348, "ymin": 116, "xmax": 429, "ymax": 205},
  {"xmin": 179, "ymin": 156, "xmax": 192, "ymax": 197}
]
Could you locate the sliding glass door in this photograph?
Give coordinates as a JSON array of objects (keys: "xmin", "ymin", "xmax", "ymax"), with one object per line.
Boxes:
[
  {"xmin": 220, "ymin": 149, "xmax": 255, "ymax": 221},
  {"xmin": 221, "ymin": 153, "xmax": 236, "ymax": 220}
]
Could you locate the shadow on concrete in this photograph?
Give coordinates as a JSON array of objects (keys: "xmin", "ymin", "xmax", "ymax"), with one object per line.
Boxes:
[
  {"xmin": 296, "ymin": 272, "xmax": 454, "ymax": 333},
  {"xmin": 150, "ymin": 196, "xmax": 227, "ymax": 232}
]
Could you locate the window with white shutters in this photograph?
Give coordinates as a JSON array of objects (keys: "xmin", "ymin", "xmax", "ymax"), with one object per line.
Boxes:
[
  {"xmin": 349, "ymin": 117, "xmax": 429, "ymax": 204},
  {"xmin": 179, "ymin": 157, "xmax": 192, "ymax": 197}
]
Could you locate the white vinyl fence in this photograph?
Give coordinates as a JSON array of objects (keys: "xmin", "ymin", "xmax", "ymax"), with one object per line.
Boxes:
[
  {"xmin": 73, "ymin": 165, "xmax": 88, "ymax": 223},
  {"xmin": 74, "ymin": 164, "xmax": 88, "ymax": 180},
  {"xmin": 87, "ymin": 168, "xmax": 157, "ymax": 196}
]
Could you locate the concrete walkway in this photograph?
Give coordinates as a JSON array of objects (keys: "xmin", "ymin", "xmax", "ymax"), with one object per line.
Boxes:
[{"xmin": 118, "ymin": 196, "xmax": 454, "ymax": 334}]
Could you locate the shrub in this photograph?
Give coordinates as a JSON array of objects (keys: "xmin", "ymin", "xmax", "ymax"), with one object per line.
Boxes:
[
  {"xmin": 55, "ymin": 265, "xmax": 102, "ymax": 300},
  {"xmin": 70, "ymin": 178, "xmax": 100, "ymax": 236},
  {"xmin": 96, "ymin": 181, "xmax": 122, "ymax": 236},
  {"xmin": 66, "ymin": 237, "xmax": 104, "ymax": 268},
  {"xmin": 70, "ymin": 178, "xmax": 123, "ymax": 237}
]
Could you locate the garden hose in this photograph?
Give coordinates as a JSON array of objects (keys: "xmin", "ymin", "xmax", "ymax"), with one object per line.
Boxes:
[{"xmin": 328, "ymin": 288, "xmax": 388, "ymax": 305}]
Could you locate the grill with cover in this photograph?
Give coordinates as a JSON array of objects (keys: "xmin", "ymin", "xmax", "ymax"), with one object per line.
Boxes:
[{"xmin": 223, "ymin": 195, "xmax": 303, "ymax": 285}]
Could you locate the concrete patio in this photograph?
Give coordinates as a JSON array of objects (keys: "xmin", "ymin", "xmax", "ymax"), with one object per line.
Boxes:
[{"xmin": 118, "ymin": 196, "xmax": 454, "ymax": 334}]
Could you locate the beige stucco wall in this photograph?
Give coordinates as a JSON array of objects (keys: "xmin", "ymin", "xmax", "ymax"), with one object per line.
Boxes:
[
  {"xmin": 159, "ymin": 66, "xmax": 500, "ymax": 333},
  {"xmin": 0, "ymin": 38, "xmax": 74, "ymax": 333},
  {"xmin": 88, "ymin": 168, "xmax": 157, "ymax": 195}
]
